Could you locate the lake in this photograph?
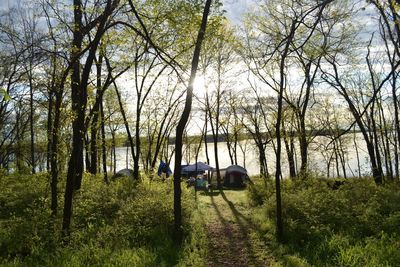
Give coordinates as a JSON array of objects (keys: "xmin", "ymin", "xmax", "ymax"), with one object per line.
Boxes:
[{"xmin": 112, "ymin": 133, "xmax": 376, "ymax": 178}]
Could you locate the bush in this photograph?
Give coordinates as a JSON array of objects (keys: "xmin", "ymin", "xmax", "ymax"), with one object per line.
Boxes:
[
  {"xmin": 0, "ymin": 173, "xmax": 199, "ymax": 266},
  {"xmin": 251, "ymin": 177, "xmax": 400, "ymax": 266}
]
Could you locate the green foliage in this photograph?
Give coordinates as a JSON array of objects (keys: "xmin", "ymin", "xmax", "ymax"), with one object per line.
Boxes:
[
  {"xmin": 0, "ymin": 88, "xmax": 10, "ymax": 102},
  {"xmin": 247, "ymin": 177, "xmax": 274, "ymax": 207},
  {"xmin": 0, "ymin": 173, "xmax": 201, "ymax": 266},
  {"xmin": 248, "ymin": 176, "xmax": 400, "ymax": 266}
]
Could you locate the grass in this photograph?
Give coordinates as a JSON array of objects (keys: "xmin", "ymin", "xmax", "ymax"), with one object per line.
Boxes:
[
  {"xmin": 2, "ymin": 172, "xmax": 399, "ymax": 266},
  {"xmin": 0, "ymin": 172, "xmax": 205, "ymax": 266},
  {"xmin": 247, "ymin": 176, "xmax": 400, "ymax": 267}
]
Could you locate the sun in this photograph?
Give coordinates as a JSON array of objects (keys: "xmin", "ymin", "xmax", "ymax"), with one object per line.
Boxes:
[{"xmin": 193, "ymin": 75, "xmax": 206, "ymax": 96}]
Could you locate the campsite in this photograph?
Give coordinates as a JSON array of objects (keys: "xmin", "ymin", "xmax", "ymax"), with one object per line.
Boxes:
[{"xmin": 1, "ymin": 0, "xmax": 400, "ymax": 266}]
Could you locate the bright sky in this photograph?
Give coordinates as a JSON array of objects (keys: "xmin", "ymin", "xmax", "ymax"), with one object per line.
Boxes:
[{"xmin": 222, "ymin": 0, "xmax": 253, "ymax": 23}]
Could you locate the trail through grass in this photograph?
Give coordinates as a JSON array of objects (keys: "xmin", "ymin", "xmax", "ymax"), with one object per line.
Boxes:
[{"xmin": 196, "ymin": 189, "xmax": 273, "ymax": 267}]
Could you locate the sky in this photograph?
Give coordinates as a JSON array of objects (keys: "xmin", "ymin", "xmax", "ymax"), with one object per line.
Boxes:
[
  {"xmin": 0, "ymin": 0, "xmax": 252, "ymax": 23},
  {"xmin": 0, "ymin": 0, "xmax": 8, "ymax": 11},
  {"xmin": 222, "ymin": 0, "xmax": 253, "ymax": 23}
]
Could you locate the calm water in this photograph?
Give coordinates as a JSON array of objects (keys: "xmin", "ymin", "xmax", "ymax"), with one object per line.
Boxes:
[{"xmin": 113, "ymin": 133, "xmax": 376, "ymax": 178}]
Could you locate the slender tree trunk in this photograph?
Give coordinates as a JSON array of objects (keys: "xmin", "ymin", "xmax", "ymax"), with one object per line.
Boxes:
[
  {"xmin": 62, "ymin": 0, "xmax": 84, "ymax": 236},
  {"xmin": 111, "ymin": 130, "xmax": 116, "ymax": 174},
  {"xmin": 371, "ymin": 105, "xmax": 383, "ymax": 182},
  {"xmin": 89, "ymin": 56, "xmax": 103, "ymax": 174},
  {"xmin": 299, "ymin": 116, "xmax": 308, "ymax": 174},
  {"xmin": 100, "ymin": 100, "xmax": 108, "ymax": 183},
  {"xmin": 173, "ymin": 0, "xmax": 212, "ymax": 243},
  {"xmin": 15, "ymin": 110, "xmax": 22, "ymax": 172},
  {"xmin": 391, "ymin": 71, "xmax": 399, "ymax": 181},
  {"xmin": 50, "ymin": 89, "xmax": 63, "ymax": 216},
  {"xmin": 233, "ymin": 128, "xmax": 238, "ymax": 165},
  {"xmin": 47, "ymin": 92, "xmax": 53, "ymax": 172},
  {"xmin": 275, "ymin": 19, "xmax": 296, "ymax": 242},
  {"xmin": 353, "ymin": 128, "xmax": 362, "ymax": 178},
  {"xmin": 207, "ymin": 91, "xmax": 222, "ymax": 188},
  {"xmin": 204, "ymin": 109, "xmax": 210, "ymax": 165},
  {"xmin": 283, "ymin": 119, "xmax": 296, "ymax": 178},
  {"xmin": 338, "ymin": 138, "xmax": 347, "ymax": 179},
  {"xmin": 378, "ymin": 98, "xmax": 393, "ymax": 180},
  {"xmin": 114, "ymin": 81, "xmax": 136, "ymax": 167},
  {"xmin": 126, "ymin": 145, "xmax": 128, "ymax": 169},
  {"xmin": 85, "ymin": 134, "xmax": 91, "ymax": 172},
  {"xmin": 29, "ymin": 67, "xmax": 35, "ymax": 174},
  {"xmin": 134, "ymin": 107, "xmax": 140, "ymax": 180}
]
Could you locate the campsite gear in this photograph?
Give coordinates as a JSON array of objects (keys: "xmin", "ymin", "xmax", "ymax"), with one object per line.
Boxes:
[{"xmin": 157, "ymin": 160, "xmax": 172, "ymax": 177}]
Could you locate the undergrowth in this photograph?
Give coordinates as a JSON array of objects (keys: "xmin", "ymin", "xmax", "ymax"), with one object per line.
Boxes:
[
  {"xmin": 0, "ymin": 172, "xmax": 205, "ymax": 266},
  {"xmin": 247, "ymin": 176, "xmax": 400, "ymax": 267}
]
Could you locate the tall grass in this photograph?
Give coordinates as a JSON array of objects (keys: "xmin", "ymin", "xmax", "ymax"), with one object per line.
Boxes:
[
  {"xmin": 247, "ymin": 177, "xmax": 400, "ymax": 266},
  {"xmin": 0, "ymin": 172, "xmax": 205, "ymax": 266}
]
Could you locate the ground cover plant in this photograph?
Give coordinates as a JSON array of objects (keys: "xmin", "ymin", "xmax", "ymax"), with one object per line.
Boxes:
[
  {"xmin": 0, "ymin": 173, "xmax": 205, "ymax": 266},
  {"xmin": 248, "ymin": 177, "xmax": 400, "ymax": 266}
]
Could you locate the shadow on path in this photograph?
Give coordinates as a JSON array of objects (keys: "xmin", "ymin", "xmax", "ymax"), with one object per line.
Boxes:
[{"xmin": 202, "ymin": 189, "xmax": 266, "ymax": 267}]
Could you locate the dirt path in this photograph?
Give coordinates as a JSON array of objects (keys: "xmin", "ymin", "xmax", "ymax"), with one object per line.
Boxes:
[{"xmin": 197, "ymin": 189, "xmax": 270, "ymax": 267}]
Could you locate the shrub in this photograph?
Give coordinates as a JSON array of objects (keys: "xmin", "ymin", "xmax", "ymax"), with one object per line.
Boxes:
[
  {"xmin": 0, "ymin": 173, "xmax": 199, "ymax": 266},
  {"xmin": 252, "ymin": 177, "xmax": 400, "ymax": 266}
]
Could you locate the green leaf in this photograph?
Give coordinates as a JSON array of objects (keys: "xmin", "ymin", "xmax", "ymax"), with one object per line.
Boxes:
[{"xmin": 0, "ymin": 88, "xmax": 10, "ymax": 102}]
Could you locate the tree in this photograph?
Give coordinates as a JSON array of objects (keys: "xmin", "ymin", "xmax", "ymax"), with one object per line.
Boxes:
[
  {"xmin": 320, "ymin": 33, "xmax": 400, "ymax": 185},
  {"xmin": 173, "ymin": 0, "xmax": 212, "ymax": 242},
  {"xmin": 244, "ymin": 0, "xmax": 335, "ymax": 241},
  {"xmin": 63, "ymin": 0, "xmax": 120, "ymax": 236},
  {"xmin": 201, "ymin": 17, "xmax": 237, "ymax": 188}
]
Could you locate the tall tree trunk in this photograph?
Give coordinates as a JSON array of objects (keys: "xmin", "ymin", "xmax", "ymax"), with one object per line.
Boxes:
[
  {"xmin": 63, "ymin": 0, "xmax": 115, "ymax": 236},
  {"xmin": 298, "ymin": 116, "xmax": 307, "ymax": 174},
  {"xmin": 114, "ymin": 81, "xmax": 136, "ymax": 167},
  {"xmin": 15, "ymin": 110, "xmax": 22, "ymax": 172},
  {"xmin": 50, "ymin": 89, "xmax": 63, "ymax": 215},
  {"xmin": 378, "ymin": 97, "xmax": 393, "ymax": 180},
  {"xmin": 282, "ymin": 118, "xmax": 296, "ymax": 178},
  {"xmin": 206, "ymin": 90, "xmax": 222, "ymax": 188},
  {"xmin": 275, "ymin": 19, "xmax": 296, "ymax": 242},
  {"xmin": 29, "ymin": 67, "xmax": 35, "ymax": 174},
  {"xmin": 134, "ymin": 107, "xmax": 140, "ymax": 180},
  {"xmin": 85, "ymin": 134, "xmax": 91, "ymax": 172},
  {"xmin": 391, "ymin": 71, "xmax": 399, "ymax": 181},
  {"xmin": 62, "ymin": 0, "xmax": 83, "ymax": 236},
  {"xmin": 371, "ymin": 104, "xmax": 383, "ymax": 182},
  {"xmin": 338, "ymin": 138, "xmax": 347, "ymax": 179},
  {"xmin": 173, "ymin": 0, "xmax": 212, "ymax": 243},
  {"xmin": 353, "ymin": 127, "xmax": 362, "ymax": 178},
  {"xmin": 47, "ymin": 92, "xmax": 53, "ymax": 172},
  {"xmin": 89, "ymin": 55, "xmax": 103, "ymax": 174},
  {"xmin": 204, "ymin": 108, "xmax": 210, "ymax": 165},
  {"xmin": 100, "ymin": 100, "xmax": 108, "ymax": 183},
  {"xmin": 111, "ymin": 130, "xmax": 116, "ymax": 174}
]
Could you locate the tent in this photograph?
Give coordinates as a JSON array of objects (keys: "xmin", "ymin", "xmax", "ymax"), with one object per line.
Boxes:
[
  {"xmin": 181, "ymin": 162, "xmax": 213, "ymax": 176},
  {"xmin": 224, "ymin": 165, "xmax": 248, "ymax": 187},
  {"xmin": 111, "ymin": 168, "xmax": 136, "ymax": 180},
  {"xmin": 211, "ymin": 165, "xmax": 248, "ymax": 187}
]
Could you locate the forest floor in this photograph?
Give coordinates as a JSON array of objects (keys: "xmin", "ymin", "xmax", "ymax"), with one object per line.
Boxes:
[{"xmin": 196, "ymin": 188, "xmax": 274, "ymax": 267}]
